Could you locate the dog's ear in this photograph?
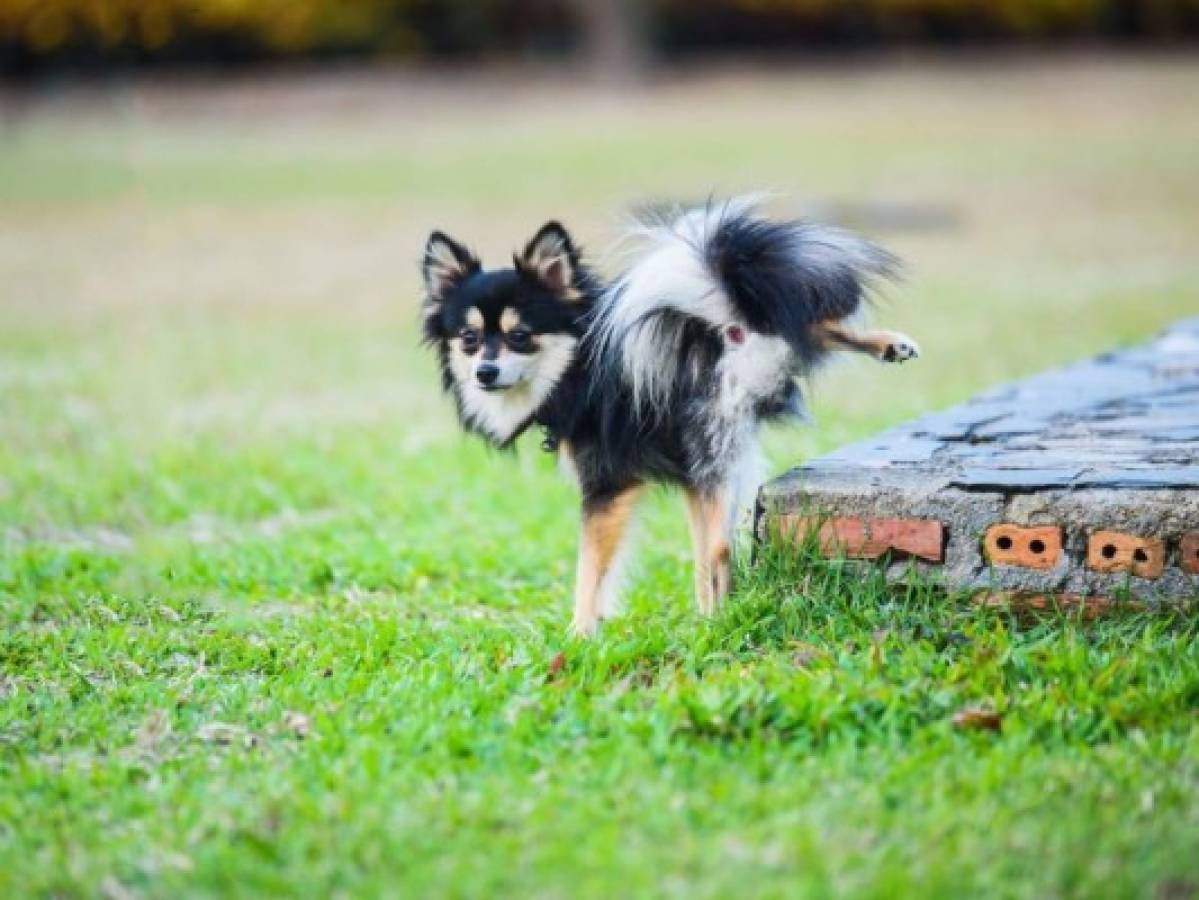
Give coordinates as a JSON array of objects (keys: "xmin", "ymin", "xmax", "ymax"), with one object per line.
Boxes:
[
  {"xmin": 422, "ymin": 231, "xmax": 480, "ymax": 304},
  {"xmin": 515, "ymin": 221, "xmax": 579, "ymax": 298}
]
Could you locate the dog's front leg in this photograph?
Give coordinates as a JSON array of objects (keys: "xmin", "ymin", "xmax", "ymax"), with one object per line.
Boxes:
[
  {"xmin": 684, "ymin": 487, "xmax": 732, "ymax": 615},
  {"xmin": 684, "ymin": 490, "xmax": 713, "ymax": 613},
  {"xmin": 571, "ymin": 487, "xmax": 641, "ymax": 637}
]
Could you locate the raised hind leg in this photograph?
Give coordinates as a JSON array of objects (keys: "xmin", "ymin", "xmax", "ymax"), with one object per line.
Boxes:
[{"xmin": 814, "ymin": 320, "xmax": 920, "ymax": 363}]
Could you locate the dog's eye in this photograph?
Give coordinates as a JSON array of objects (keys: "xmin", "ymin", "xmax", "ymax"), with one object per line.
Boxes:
[
  {"xmin": 507, "ymin": 328, "xmax": 532, "ymax": 350},
  {"xmin": 458, "ymin": 327, "xmax": 479, "ymax": 348}
]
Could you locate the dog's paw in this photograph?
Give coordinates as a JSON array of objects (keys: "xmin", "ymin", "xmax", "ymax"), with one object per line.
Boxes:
[
  {"xmin": 881, "ymin": 335, "xmax": 920, "ymax": 363},
  {"xmin": 569, "ymin": 616, "xmax": 598, "ymax": 639}
]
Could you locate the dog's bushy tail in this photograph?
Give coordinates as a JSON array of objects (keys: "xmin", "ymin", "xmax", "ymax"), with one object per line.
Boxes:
[{"xmin": 591, "ymin": 197, "xmax": 898, "ymax": 416}]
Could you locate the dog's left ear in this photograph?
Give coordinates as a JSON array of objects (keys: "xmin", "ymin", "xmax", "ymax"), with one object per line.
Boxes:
[{"xmin": 516, "ymin": 221, "xmax": 579, "ymax": 297}]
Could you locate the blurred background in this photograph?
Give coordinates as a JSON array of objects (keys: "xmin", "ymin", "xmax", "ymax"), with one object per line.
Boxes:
[
  {"xmin": 5, "ymin": 8, "xmax": 1199, "ymax": 895},
  {"xmin": 2, "ymin": 0, "xmax": 1197, "ymax": 525},
  {"xmin": 3, "ymin": 1, "xmax": 1199, "ymax": 74}
]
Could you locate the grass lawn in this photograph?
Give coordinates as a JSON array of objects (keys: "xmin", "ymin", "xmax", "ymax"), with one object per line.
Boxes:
[{"xmin": 2, "ymin": 58, "xmax": 1198, "ymax": 897}]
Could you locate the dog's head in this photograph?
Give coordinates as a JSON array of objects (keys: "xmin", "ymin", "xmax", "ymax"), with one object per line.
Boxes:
[{"xmin": 421, "ymin": 221, "xmax": 591, "ymax": 445}]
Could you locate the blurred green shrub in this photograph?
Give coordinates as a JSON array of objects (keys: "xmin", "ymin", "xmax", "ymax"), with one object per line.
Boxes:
[
  {"xmin": 0, "ymin": 0, "xmax": 569, "ymax": 65},
  {"xmin": 2, "ymin": 0, "xmax": 1196, "ymax": 70},
  {"xmin": 662, "ymin": 0, "xmax": 1199, "ymax": 46},
  {"xmin": 0, "ymin": 0, "xmax": 481, "ymax": 57}
]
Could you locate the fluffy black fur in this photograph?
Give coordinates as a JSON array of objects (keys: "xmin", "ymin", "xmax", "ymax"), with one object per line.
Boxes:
[
  {"xmin": 425, "ymin": 206, "xmax": 898, "ymax": 500},
  {"xmin": 707, "ymin": 215, "xmax": 879, "ymax": 366}
]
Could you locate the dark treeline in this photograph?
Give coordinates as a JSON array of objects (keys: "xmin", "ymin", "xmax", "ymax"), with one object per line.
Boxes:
[{"xmin": 3, "ymin": 0, "xmax": 1197, "ymax": 76}]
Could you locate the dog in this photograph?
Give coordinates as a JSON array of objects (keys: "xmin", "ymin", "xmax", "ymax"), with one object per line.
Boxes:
[{"xmin": 421, "ymin": 199, "xmax": 918, "ymax": 635}]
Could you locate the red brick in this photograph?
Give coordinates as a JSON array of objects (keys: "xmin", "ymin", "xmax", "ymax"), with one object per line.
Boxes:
[
  {"xmin": 1180, "ymin": 533, "xmax": 1199, "ymax": 575},
  {"xmin": 777, "ymin": 515, "xmax": 943, "ymax": 563},
  {"xmin": 984, "ymin": 524, "xmax": 1062, "ymax": 570},
  {"xmin": 1086, "ymin": 531, "xmax": 1165, "ymax": 578},
  {"xmin": 975, "ymin": 590, "xmax": 1141, "ymax": 619}
]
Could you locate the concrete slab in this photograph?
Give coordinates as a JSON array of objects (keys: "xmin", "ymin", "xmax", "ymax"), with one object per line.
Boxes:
[{"xmin": 758, "ymin": 318, "xmax": 1199, "ymax": 606}]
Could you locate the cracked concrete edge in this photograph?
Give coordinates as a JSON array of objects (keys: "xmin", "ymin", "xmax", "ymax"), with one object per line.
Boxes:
[{"xmin": 754, "ymin": 317, "xmax": 1199, "ymax": 606}]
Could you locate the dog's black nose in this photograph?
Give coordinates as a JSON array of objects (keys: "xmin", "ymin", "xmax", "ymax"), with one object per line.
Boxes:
[{"xmin": 476, "ymin": 364, "xmax": 499, "ymax": 386}]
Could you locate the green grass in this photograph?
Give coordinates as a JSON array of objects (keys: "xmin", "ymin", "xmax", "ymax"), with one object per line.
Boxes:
[{"xmin": 2, "ymin": 58, "xmax": 1199, "ymax": 897}]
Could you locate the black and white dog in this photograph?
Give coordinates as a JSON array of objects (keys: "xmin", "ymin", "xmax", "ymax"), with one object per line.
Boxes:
[{"xmin": 422, "ymin": 199, "xmax": 918, "ymax": 635}]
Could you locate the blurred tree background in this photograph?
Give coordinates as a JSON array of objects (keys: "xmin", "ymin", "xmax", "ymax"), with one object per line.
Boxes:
[{"xmin": 2, "ymin": 0, "xmax": 1197, "ymax": 76}]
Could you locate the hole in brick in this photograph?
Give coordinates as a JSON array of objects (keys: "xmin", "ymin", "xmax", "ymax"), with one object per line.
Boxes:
[
  {"xmin": 1133, "ymin": 548, "xmax": 1148, "ymax": 563},
  {"xmin": 996, "ymin": 536, "xmax": 1013, "ymax": 550},
  {"xmin": 1102, "ymin": 544, "xmax": 1117, "ymax": 559},
  {"xmin": 1029, "ymin": 539, "xmax": 1046, "ymax": 554}
]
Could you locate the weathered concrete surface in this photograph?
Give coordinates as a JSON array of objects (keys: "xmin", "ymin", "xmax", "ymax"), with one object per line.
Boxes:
[{"xmin": 758, "ymin": 318, "xmax": 1199, "ymax": 604}]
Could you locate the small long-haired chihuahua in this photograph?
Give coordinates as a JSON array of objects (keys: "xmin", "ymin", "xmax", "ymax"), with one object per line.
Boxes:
[{"xmin": 421, "ymin": 199, "xmax": 918, "ymax": 635}]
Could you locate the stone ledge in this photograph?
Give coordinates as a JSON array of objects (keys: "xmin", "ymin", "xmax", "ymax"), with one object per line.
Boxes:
[{"xmin": 758, "ymin": 317, "xmax": 1199, "ymax": 604}]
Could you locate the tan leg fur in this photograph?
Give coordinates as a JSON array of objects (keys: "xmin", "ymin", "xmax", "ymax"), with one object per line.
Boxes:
[{"xmin": 571, "ymin": 486, "xmax": 642, "ymax": 636}]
